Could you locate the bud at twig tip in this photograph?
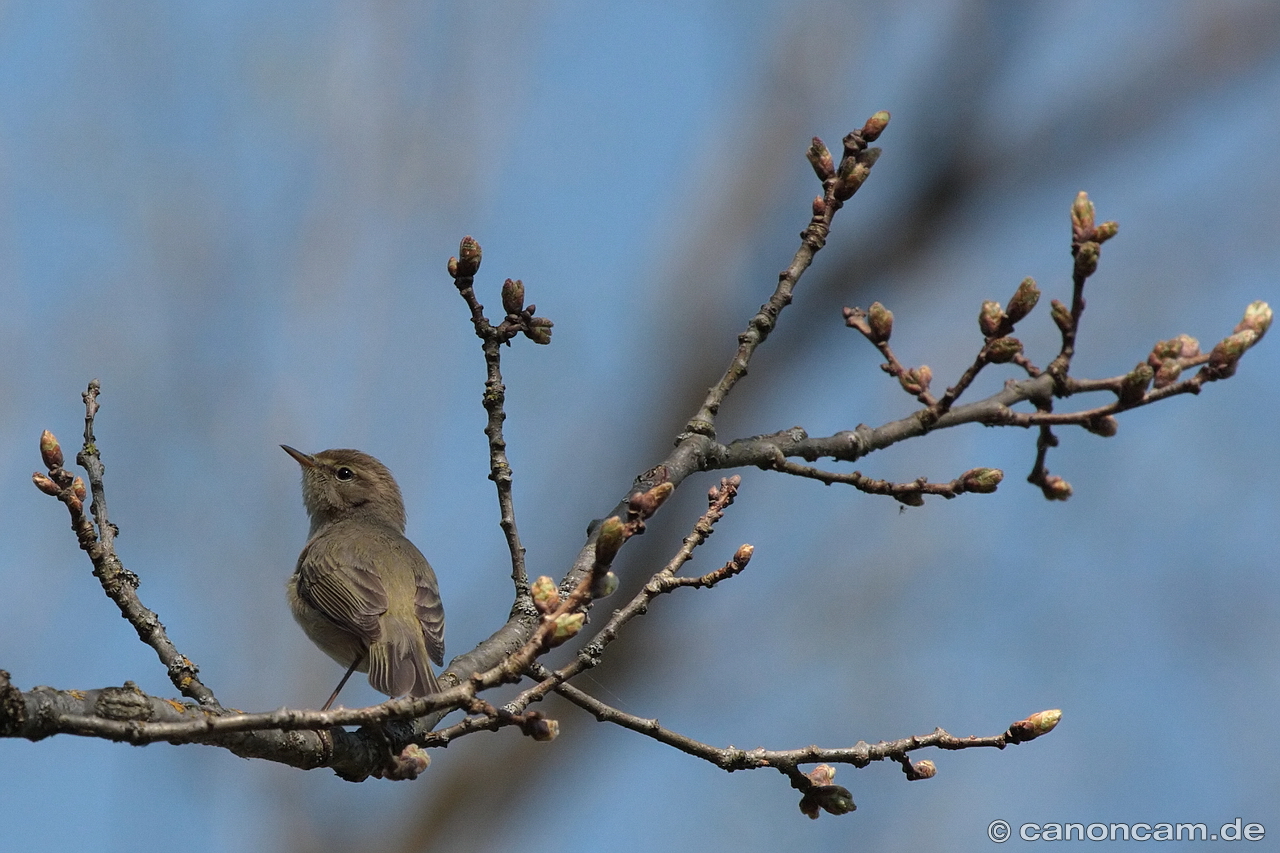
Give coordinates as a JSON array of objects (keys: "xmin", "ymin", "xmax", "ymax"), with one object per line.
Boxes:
[
  {"xmin": 867, "ymin": 301, "xmax": 893, "ymax": 343},
  {"xmin": 40, "ymin": 430, "xmax": 63, "ymax": 470}
]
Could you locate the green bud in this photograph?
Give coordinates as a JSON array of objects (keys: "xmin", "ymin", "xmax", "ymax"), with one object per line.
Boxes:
[
  {"xmin": 1074, "ymin": 241, "xmax": 1100, "ymax": 277},
  {"xmin": 867, "ymin": 301, "xmax": 893, "ymax": 343},
  {"xmin": 1152, "ymin": 360, "xmax": 1182, "ymax": 388},
  {"xmin": 1119, "ymin": 363, "xmax": 1153, "ymax": 405},
  {"xmin": 861, "ymin": 110, "xmax": 890, "ymax": 142},
  {"xmin": 594, "ymin": 516, "xmax": 625, "ymax": 565},
  {"xmin": 531, "ymin": 576, "xmax": 561, "ymax": 614},
  {"xmin": 524, "ymin": 317, "xmax": 554, "ymax": 345},
  {"xmin": 549, "ymin": 612, "xmax": 585, "ymax": 645},
  {"xmin": 591, "ymin": 570, "xmax": 619, "ymax": 600},
  {"xmin": 959, "ymin": 467, "xmax": 1003, "ymax": 493},
  {"xmin": 1008, "ymin": 708, "xmax": 1062, "ymax": 743},
  {"xmin": 985, "ymin": 337, "xmax": 1023, "ymax": 364},
  {"xmin": 1005, "ymin": 277, "xmax": 1040, "ymax": 325}
]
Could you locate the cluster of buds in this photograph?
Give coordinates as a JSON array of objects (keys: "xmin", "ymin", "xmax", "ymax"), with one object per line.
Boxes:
[
  {"xmin": 31, "ymin": 430, "xmax": 87, "ymax": 515},
  {"xmin": 983, "ymin": 337, "xmax": 1024, "ymax": 365},
  {"xmin": 447, "ymin": 235, "xmax": 482, "ymax": 279},
  {"xmin": 806, "ymin": 111, "xmax": 890, "ymax": 207},
  {"xmin": 531, "ymin": 576, "xmax": 588, "ymax": 648},
  {"xmin": 798, "ymin": 764, "xmax": 856, "ymax": 818},
  {"xmin": 499, "ymin": 276, "xmax": 554, "ymax": 345},
  {"xmin": 1202, "ymin": 301, "xmax": 1272, "ymax": 381},
  {"xmin": 1070, "ymin": 192, "xmax": 1119, "ymax": 279},
  {"xmin": 897, "ymin": 364, "xmax": 932, "ymax": 397},
  {"xmin": 979, "ymin": 278, "xmax": 1041, "ymax": 340},
  {"xmin": 1006, "ymin": 708, "xmax": 1062, "ymax": 744},
  {"xmin": 1146, "ymin": 333, "xmax": 1200, "ymax": 388}
]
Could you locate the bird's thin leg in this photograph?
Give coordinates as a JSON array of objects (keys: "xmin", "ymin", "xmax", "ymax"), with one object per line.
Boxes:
[{"xmin": 322, "ymin": 653, "xmax": 364, "ymax": 711}]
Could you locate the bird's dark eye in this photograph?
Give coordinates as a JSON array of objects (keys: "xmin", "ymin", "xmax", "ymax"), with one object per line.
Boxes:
[{"xmin": 335, "ymin": 467, "xmax": 355, "ymax": 482}]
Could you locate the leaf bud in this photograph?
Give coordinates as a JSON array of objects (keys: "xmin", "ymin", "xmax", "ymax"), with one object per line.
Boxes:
[
  {"xmin": 548, "ymin": 612, "xmax": 585, "ymax": 646},
  {"xmin": 805, "ymin": 137, "xmax": 835, "ymax": 182},
  {"xmin": 959, "ymin": 467, "xmax": 1002, "ymax": 493},
  {"xmin": 523, "ymin": 317, "xmax": 554, "ymax": 345},
  {"xmin": 861, "ymin": 110, "xmax": 890, "ymax": 142},
  {"xmin": 40, "ymin": 430, "xmax": 64, "ymax": 470},
  {"xmin": 1007, "ymin": 708, "xmax": 1062, "ymax": 743},
  {"xmin": 1084, "ymin": 415, "xmax": 1119, "ymax": 437},
  {"xmin": 1235, "ymin": 300, "xmax": 1272, "ymax": 340},
  {"xmin": 591, "ymin": 570, "xmax": 619, "ymax": 600},
  {"xmin": 867, "ymin": 301, "xmax": 893, "ymax": 343},
  {"xmin": 531, "ymin": 576, "xmax": 561, "ymax": 614},
  {"xmin": 1050, "ymin": 299, "xmax": 1072, "ymax": 334},
  {"xmin": 984, "ymin": 337, "xmax": 1023, "ymax": 364},
  {"xmin": 501, "ymin": 278, "xmax": 525, "ymax": 315},
  {"xmin": 32, "ymin": 472, "xmax": 60, "ymax": 496},
  {"xmin": 1093, "ymin": 220, "xmax": 1119, "ymax": 242},
  {"xmin": 1005, "ymin": 277, "xmax": 1040, "ymax": 324},
  {"xmin": 978, "ymin": 301, "xmax": 1004, "ymax": 338},
  {"xmin": 1070, "ymin": 191, "xmax": 1095, "ymax": 232},
  {"xmin": 455, "ymin": 235, "xmax": 482, "ymax": 277},
  {"xmin": 1152, "ymin": 360, "xmax": 1182, "ymax": 388},
  {"xmin": 594, "ymin": 516, "xmax": 625, "ymax": 565},
  {"xmin": 1118, "ymin": 363, "xmax": 1153, "ymax": 405}
]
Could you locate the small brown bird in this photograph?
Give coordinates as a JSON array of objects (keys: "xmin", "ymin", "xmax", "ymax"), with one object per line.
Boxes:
[{"xmin": 282, "ymin": 446, "xmax": 444, "ymax": 709}]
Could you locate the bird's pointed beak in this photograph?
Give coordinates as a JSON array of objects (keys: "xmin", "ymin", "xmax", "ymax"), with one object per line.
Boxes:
[{"xmin": 280, "ymin": 444, "xmax": 317, "ymax": 468}]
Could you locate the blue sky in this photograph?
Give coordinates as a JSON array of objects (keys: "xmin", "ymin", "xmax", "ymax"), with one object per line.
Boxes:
[{"xmin": 1, "ymin": 3, "xmax": 1278, "ymax": 851}]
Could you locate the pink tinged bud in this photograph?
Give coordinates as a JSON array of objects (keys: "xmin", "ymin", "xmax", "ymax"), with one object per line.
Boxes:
[
  {"xmin": 531, "ymin": 576, "xmax": 561, "ymax": 614},
  {"xmin": 812, "ymin": 196, "xmax": 826, "ymax": 217},
  {"xmin": 959, "ymin": 467, "xmax": 1002, "ymax": 493},
  {"xmin": 1152, "ymin": 360, "xmax": 1182, "ymax": 388},
  {"xmin": 1008, "ymin": 708, "xmax": 1062, "ymax": 743},
  {"xmin": 978, "ymin": 301, "xmax": 1004, "ymax": 338},
  {"xmin": 40, "ymin": 430, "xmax": 64, "ymax": 470},
  {"xmin": 455, "ymin": 235, "xmax": 482, "ymax": 277},
  {"xmin": 1093, "ymin": 220, "xmax": 1119, "ymax": 242},
  {"xmin": 1209, "ymin": 330, "xmax": 1257, "ymax": 369},
  {"xmin": 447, "ymin": 256, "xmax": 459, "ymax": 278},
  {"xmin": 1235, "ymin": 300, "xmax": 1272, "ymax": 340},
  {"xmin": 1070, "ymin": 191, "xmax": 1095, "ymax": 232},
  {"xmin": 861, "ymin": 110, "xmax": 890, "ymax": 142},
  {"xmin": 842, "ymin": 306, "xmax": 872, "ymax": 336},
  {"xmin": 32, "ymin": 471, "xmax": 61, "ymax": 496},
  {"xmin": 984, "ymin": 337, "xmax": 1023, "ymax": 364},
  {"xmin": 806, "ymin": 137, "xmax": 835, "ymax": 182},
  {"xmin": 898, "ymin": 366, "xmax": 931, "ymax": 396},
  {"xmin": 1050, "ymin": 299, "xmax": 1072, "ymax": 334},
  {"xmin": 72, "ymin": 477, "xmax": 87, "ymax": 502},
  {"xmin": 501, "ymin": 278, "xmax": 525, "ymax": 315},
  {"xmin": 867, "ymin": 301, "xmax": 893, "ymax": 343},
  {"xmin": 1005, "ymin": 277, "xmax": 1040, "ymax": 325},
  {"xmin": 806, "ymin": 764, "xmax": 836, "ymax": 786}
]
